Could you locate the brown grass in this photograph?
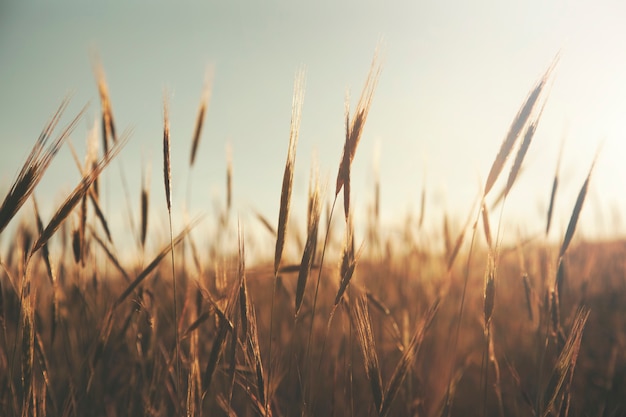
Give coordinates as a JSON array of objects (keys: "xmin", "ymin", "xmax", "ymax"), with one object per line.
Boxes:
[
  {"xmin": 0, "ymin": 100, "xmax": 84, "ymax": 235},
  {"xmin": 336, "ymin": 50, "xmax": 382, "ymax": 219},
  {"xmin": 93, "ymin": 55, "xmax": 117, "ymax": 152},
  {"xmin": 295, "ymin": 169, "xmax": 321, "ymax": 317},
  {"xmin": 546, "ymin": 135, "xmax": 565, "ymax": 236},
  {"xmin": 31, "ymin": 130, "xmax": 129, "ymax": 255},
  {"xmin": 558, "ymin": 150, "xmax": 599, "ymax": 260},
  {"xmin": 0, "ymin": 51, "xmax": 619, "ymax": 417},
  {"xmin": 140, "ymin": 165, "xmax": 150, "ymax": 249},
  {"xmin": 190, "ymin": 69, "xmax": 213, "ymax": 167},
  {"xmin": 274, "ymin": 69, "xmax": 305, "ymax": 276},
  {"xmin": 352, "ymin": 293, "xmax": 384, "ymax": 412},
  {"xmin": 483, "ymin": 55, "xmax": 557, "ymax": 198},
  {"xmin": 163, "ymin": 96, "xmax": 172, "ymax": 213}
]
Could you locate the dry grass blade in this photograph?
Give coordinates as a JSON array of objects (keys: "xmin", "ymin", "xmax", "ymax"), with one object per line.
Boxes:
[
  {"xmin": 340, "ymin": 114, "xmax": 352, "ymax": 220},
  {"xmin": 112, "ymin": 220, "xmax": 198, "ymax": 309},
  {"xmin": 559, "ymin": 148, "xmax": 599, "ymax": 259},
  {"xmin": 188, "ymin": 232, "xmax": 203, "ymax": 275},
  {"xmin": 33, "ymin": 329, "xmax": 55, "ymax": 412},
  {"xmin": 140, "ymin": 189, "xmax": 149, "ymax": 248},
  {"xmin": 336, "ymin": 48, "xmax": 383, "ymax": 198},
  {"xmin": 335, "ymin": 216, "xmax": 360, "ymax": 306},
  {"xmin": 352, "ymin": 294, "xmax": 383, "ymax": 412},
  {"xmin": 190, "ymin": 69, "xmax": 213, "ymax": 166},
  {"xmin": 31, "ymin": 132, "xmax": 129, "ymax": 254},
  {"xmin": 555, "ymin": 258, "xmax": 567, "ymax": 303},
  {"xmin": 0, "ymin": 100, "xmax": 84, "ymax": 236},
  {"xmin": 503, "ymin": 98, "xmax": 548, "ymax": 198},
  {"xmin": 68, "ymin": 140, "xmax": 113, "ymax": 243},
  {"xmin": 226, "ymin": 290, "xmax": 239, "ymax": 408},
  {"xmin": 78, "ymin": 194, "xmax": 87, "ymax": 265},
  {"xmin": 21, "ymin": 301, "xmax": 34, "ymax": 414},
  {"xmin": 295, "ymin": 171, "xmax": 321, "ymax": 317},
  {"xmin": 33, "ymin": 197, "xmax": 60, "ymax": 345},
  {"xmin": 443, "ymin": 214, "xmax": 452, "ymax": 257},
  {"xmin": 247, "ymin": 303, "xmax": 266, "ymax": 408},
  {"xmin": 481, "ymin": 203, "xmax": 493, "ymax": 250},
  {"xmin": 90, "ymin": 228, "xmax": 130, "ymax": 282},
  {"xmin": 140, "ymin": 165, "xmax": 150, "ymax": 248},
  {"xmin": 278, "ymin": 263, "xmax": 319, "ymax": 274},
  {"xmin": 253, "ymin": 209, "xmax": 277, "ymax": 237},
  {"xmin": 32, "ymin": 198, "xmax": 54, "ymax": 285},
  {"xmin": 238, "ymin": 225, "xmax": 248, "ymax": 336},
  {"xmin": 546, "ymin": 135, "xmax": 565, "ymax": 235},
  {"xmin": 446, "ymin": 224, "xmax": 466, "ymax": 272},
  {"xmin": 202, "ymin": 313, "xmax": 231, "ymax": 395},
  {"xmin": 163, "ymin": 94, "xmax": 181, "ymax": 410},
  {"xmin": 183, "ymin": 311, "xmax": 211, "ymax": 339},
  {"xmin": 483, "ymin": 55, "xmax": 558, "ymax": 197},
  {"xmin": 380, "ymin": 298, "xmax": 439, "ymax": 417},
  {"xmin": 550, "ymin": 288, "xmax": 560, "ymax": 338},
  {"xmin": 366, "ymin": 291, "xmax": 403, "ymax": 350},
  {"xmin": 542, "ymin": 307, "xmax": 590, "ymax": 417},
  {"xmin": 365, "ymin": 291, "xmax": 390, "ymax": 316},
  {"xmin": 488, "ymin": 331, "xmax": 505, "ymax": 417},
  {"xmin": 483, "ymin": 254, "xmax": 496, "ymax": 329},
  {"xmin": 522, "ymin": 273, "xmax": 534, "ymax": 321},
  {"xmin": 546, "ymin": 177, "xmax": 558, "ymax": 237},
  {"xmin": 163, "ymin": 96, "xmax": 172, "ymax": 212},
  {"xmin": 20, "ymin": 226, "xmax": 32, "ymax": 269},
  {"xmin": 88, "ymin": 189, "xmax": 112, "ymax": 243},
  {"xmin": 274, "ymin": 68, "xmax": 305, "ymax": 275},
  {"xmin": 71, "ymin": 227, "xmax": 81, "ymax": 264},
  {"xmin": 93, "ymin": 55, "xmax": 117, "ymax": 151}
]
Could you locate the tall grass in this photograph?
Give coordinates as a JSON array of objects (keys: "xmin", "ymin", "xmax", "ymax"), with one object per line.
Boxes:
[{"xmin": 0, "ymin": 51, "xmax": 621, "ymax": 417}]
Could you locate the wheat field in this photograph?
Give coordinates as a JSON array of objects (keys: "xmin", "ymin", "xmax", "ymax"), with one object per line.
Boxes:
[{"xmin": 0, "ymin": 52, "xmax": 624, "ymax": 417}]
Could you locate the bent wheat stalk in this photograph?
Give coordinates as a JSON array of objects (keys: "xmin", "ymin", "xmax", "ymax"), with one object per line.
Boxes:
[
  {"xmin": 336, "ymin": 49, "xmax": 382, "ymax": 219},
  {"xmin": 483, "ymin": 54, "xmax": 558, "ymax": 198},
  {"xmin": 31, "ymin": 130, "xmax": 129, "ymax": 255},
  {"xmin": 0, "ymin": 100, "xmax": 85, "ymax": 236}
]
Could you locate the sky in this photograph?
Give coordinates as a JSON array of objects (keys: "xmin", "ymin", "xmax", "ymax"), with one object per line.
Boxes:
[{"xmin": 1, "ymin": 0, "xmax": 626, "ymax": 257}]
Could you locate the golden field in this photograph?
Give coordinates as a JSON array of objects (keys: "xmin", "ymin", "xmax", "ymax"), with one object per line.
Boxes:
[{"xmin": 0, "ymin": 54, "xmax": 624, "ymax": 417}]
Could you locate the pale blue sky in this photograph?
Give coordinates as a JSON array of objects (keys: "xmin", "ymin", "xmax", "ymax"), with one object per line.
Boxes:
[{"xmin": 1, "ymin": 1, "xmax": 625, "ymax": 255}]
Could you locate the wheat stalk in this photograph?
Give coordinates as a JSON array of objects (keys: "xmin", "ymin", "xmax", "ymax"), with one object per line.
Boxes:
[
  {"xmin": 0, "ymin": 100, "xmax": 84, "ymax": 236},
  {"xmin": 140, "ymin": 163, "xmax": 150, "ymax": 249},
  {"xmin": 274, "ymin": 68, "xmax": 305, "ymax": 276},
  {"xmin": 31, "ymin": 130, "xmax": 129, "ymax": 255},
  {"xmin": 483, "ymin": 55, "xmax": 558, "ymax": 198},
  {"xmin": 380, "ymin": 299, "xmax": 439, "ymax": 417},
  {"xmin": 336, "ymin": 50, "xmax": 382, "ymax": 219},
  {"xmin": 542, "ymin": 307, "xmax": 590, "ymax": 417},
  {"xmin": 161, "ymin": 94, "xmax": 181, "ymax": 408},
  {"xmin": 67, "ymin": 140, "xmax": 113, "ymax": 243},
  {"xmin": 92, "ymin": 54, "xmax": 117, "ymax": 153},
  {"xmin": 484, "ymin": 253, "xmax": 496, "ymax": 329},
  {"xmin": 546, "ymin": 134, "xmax": 565, "ymax": 236},
  {"xmin": 503, "ymin": 98, "xmax": 548, "ymax": 198},
  {"xmin": 295, "ymin": 167, "xmax": 321, "ymax": 317},
  {"xmin": 190, "ymin": 68, "xmax": 213, "ymax": 166},
  {"xmin": 112, "ymin": 220, "xmax": 198, "ymax": 309},
  {"xmin": 351, "ymin": 294, "xmax": 383, "ymax": 412},
  {"xmin": 558, "ymin": 147, "xmax": 600, "ymax": 260}
]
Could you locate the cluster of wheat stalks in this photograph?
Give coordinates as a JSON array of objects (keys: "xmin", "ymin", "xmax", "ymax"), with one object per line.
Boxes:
[{"xmin": 0, "ymin": 50, "xmax": 624, "ymax": 417}]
